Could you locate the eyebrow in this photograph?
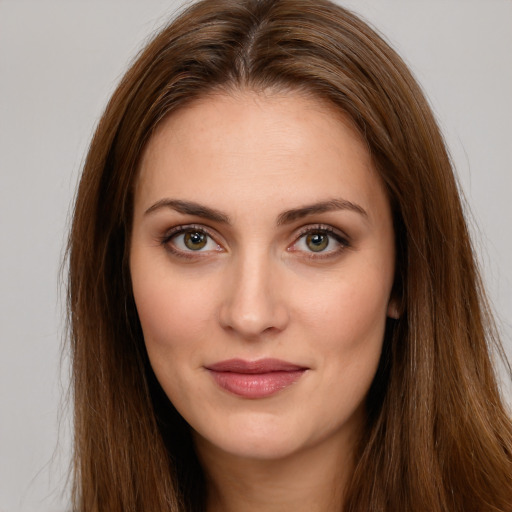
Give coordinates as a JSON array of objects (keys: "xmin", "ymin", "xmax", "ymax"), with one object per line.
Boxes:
[
  {"xmin": 276, "ymin": 199, "xmax": 368, "ymax": 225},
  {"xmin": 144, "ymin": 199, "xmax": 231, "ymax": 223},
  {"xmin": 144, "ymin": 198, "xmax": 367, "ymax": 225}
]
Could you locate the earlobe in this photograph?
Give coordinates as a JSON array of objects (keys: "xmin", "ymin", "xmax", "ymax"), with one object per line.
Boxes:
[{"xmin": 387, "ymin": 298, "xmax": 400, "ymax": 319}]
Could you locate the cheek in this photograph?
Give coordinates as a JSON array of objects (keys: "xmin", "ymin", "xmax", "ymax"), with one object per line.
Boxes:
[
  {"xmin": 307, "ymin": 279, "xmax": 388, "ymax": 421},
  {"xmin": 296, "ymin": 264, "xmax": 391, "ymax": 387},
  {"xmin": 301, "ymin": 270, "xmax": 390, "ymax": 346},
  {"xmin": 131, "ymin": 263, "xmax": 217, "ymax": 364}
]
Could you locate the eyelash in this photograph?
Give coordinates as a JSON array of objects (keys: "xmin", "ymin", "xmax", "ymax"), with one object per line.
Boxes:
[
  {"xmin": 160, "ymin": 224, "xmax": 221, "ymax": 260},
  {"xmin": 290, "ymin": 225, "xmax": 350, "ymax": 260},
  {"xmin": 159, "ymin": 224, "xmax": 350, "ymax": 260}
]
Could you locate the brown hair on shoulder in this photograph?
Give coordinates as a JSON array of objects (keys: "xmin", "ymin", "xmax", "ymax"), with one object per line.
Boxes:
[{"xmin": 67, "ymin": 1, "xmax": 512, "ymax": 510}]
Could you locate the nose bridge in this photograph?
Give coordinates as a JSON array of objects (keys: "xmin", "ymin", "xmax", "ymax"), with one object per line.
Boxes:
[{"xmin": 219, "ymin": 246, "xmax": 288, "ymax": 338}]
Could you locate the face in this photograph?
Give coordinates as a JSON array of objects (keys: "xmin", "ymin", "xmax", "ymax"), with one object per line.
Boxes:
[{"xmin": 130, "ymin": 91, "xmax": 397, "ymax": 462}]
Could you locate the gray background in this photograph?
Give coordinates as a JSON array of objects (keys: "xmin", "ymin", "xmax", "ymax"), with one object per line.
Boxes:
[{"xmin": 1, "ymin": 1, "xmax": 511, "ymax": 510}]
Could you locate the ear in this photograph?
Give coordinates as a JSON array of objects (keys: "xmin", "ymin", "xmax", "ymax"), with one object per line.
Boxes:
[{"xmin": 387, "ymin": 297, "xmax": 400, "ymax": 319}]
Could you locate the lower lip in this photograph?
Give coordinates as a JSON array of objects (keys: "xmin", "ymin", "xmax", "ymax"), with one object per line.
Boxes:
[{"xmin": 208, "ymin": 370, "xmax": 306, "ymax": 398}]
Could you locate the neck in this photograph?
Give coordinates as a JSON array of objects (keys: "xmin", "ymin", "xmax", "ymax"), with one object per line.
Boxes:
[{"xmin": 194, "ymin": 433, "xmax": 356, "ymax": 512}]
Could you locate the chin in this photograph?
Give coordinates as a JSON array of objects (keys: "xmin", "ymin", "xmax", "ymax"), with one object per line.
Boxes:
[
  {"xmin": 194, "ymin": 407, "xmax": 352, "ymax": 465},
  {"xmin": 191, "ymin": 411, "xmax": 310, "ymax": 461},
  {"xmin": 198, "ymin": 433, "xmax": 306, "ymax": 462}
]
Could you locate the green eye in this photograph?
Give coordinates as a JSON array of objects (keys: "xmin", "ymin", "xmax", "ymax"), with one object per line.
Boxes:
[
  {"xmin": 184, "ymin": 230, "xmax": 207, "ymax": 250},
  {"xmin": 306, "ymin": 232, "xmax": 329, "ymax": 252},
  {"xmin": 162, "ymin": 225, "xmax": 223, "ymax": 259}
]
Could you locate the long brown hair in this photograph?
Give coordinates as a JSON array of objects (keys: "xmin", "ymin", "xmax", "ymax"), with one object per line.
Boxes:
[{"xmin": 67, "ymin": 0, "xmax": 512, "ymax": 510}]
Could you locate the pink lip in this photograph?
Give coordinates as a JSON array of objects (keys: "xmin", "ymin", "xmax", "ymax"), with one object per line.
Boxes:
[{"xmin": 205, "ymin": 358, "xmax": 307, "ymax": 399}]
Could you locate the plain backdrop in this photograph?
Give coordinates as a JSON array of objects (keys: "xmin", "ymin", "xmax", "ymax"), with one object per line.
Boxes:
[{"xmin": 0, "ymin": 1, "xmax": 511, "ymax": 510}]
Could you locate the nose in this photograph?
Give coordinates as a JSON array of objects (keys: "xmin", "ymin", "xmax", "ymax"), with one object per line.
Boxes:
[{"xmin": 218, "ymin": 251, "xmax": 289, "ymax": 339}]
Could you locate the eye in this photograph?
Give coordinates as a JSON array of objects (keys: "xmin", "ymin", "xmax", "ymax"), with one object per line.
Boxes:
[
  {"xmin": 161, "ymin": 225, "xmax": 223, "ymax": 257},
  {"xmin": 183, "ymin": 230, "xmax": 208, "ymax": 250},
  {"xmin": 289, "ymin": 226, "xmax": 349, "ymax": 258},
  {"xmin": 304, "ymin": 232, "xmax": 329, "ymax": 252}
]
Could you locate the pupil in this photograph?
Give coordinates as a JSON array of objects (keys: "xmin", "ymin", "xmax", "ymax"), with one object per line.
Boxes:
[
  {"xmin": 185, "ymin": 231, "xmax": 207, "ymax": 250},
  {"xmin": 307, "ymin": 233, "xmax": 328, "ymax": 252}
]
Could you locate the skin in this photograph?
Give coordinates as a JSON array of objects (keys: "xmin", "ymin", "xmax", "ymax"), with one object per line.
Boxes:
[{"xmin": 130, "ymin": 90, "xmax": 397, "ymax": 512}]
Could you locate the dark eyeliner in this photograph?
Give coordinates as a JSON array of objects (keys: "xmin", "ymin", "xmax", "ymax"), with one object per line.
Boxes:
[
  {"xmin": 159, "ymin": 224, "xmax": 219, "ymax": 260},
  {"xmin": 292, "ymin": 224, "xmax": 351, "ymax": 259}
]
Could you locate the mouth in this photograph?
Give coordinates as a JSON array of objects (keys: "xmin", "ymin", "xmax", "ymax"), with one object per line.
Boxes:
[{"xmin": 205, "ymin": 358, "xmax": 308, "ymax": 399}]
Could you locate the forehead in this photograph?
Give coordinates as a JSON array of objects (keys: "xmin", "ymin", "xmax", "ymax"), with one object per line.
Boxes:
[{"xmin": 135, "ymin": 90, "xmax": 387, "ymax": 221}]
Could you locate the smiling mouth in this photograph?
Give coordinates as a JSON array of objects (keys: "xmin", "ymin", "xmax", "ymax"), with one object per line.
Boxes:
[{"xmin": 205, "ymin": 358, "xmax": 308, "ymax": 399}]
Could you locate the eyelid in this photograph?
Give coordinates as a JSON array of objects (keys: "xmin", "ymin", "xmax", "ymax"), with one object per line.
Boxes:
[
  {"xmin": 158, "ymin": 222, "xmax": 350, "ymax": 260},
  {"xmin": 160, "ymin": 224, "xmax": 225, "ymax": 258},
  {"xmin": 161, "ymin": 224, "xmax": 217, "ymax": 242},
  {"xmin": 288, "ymin": 224, "xmax": 351, "ymax": 257},
  {"xmin": 294, "ymin": 223, "xmax": 350, "ymax": 242}
]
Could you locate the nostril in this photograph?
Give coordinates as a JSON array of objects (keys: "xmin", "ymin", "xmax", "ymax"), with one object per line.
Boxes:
[
  {"xmin": 218, "ymin": 299, "xmax": 289, "ymax": 339},
  {"xmin": 218, "ymin": 261, "xmax": 290, "ymax": 338}
]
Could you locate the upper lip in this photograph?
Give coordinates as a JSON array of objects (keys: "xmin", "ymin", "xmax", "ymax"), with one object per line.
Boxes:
[{"xmin": 205, "ymin": 358, "xmax": 307, "ymax": 374}]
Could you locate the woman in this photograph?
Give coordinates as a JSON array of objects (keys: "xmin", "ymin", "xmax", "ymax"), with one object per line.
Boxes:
[{"xmin": 67, "ymin": 0, "xmax": 512, "ymax": 510}]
